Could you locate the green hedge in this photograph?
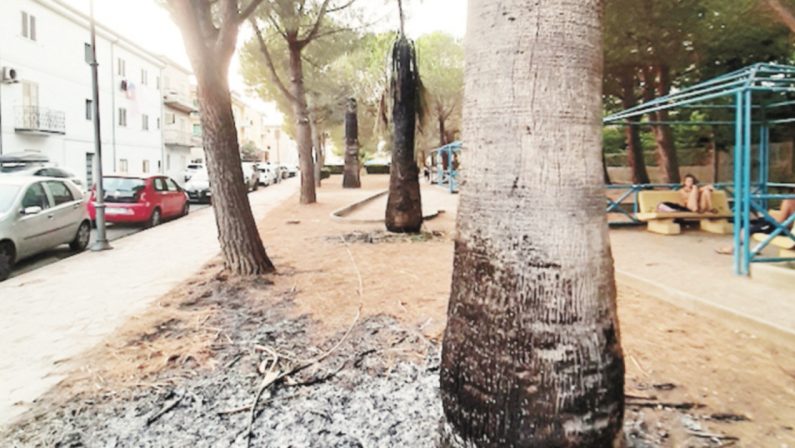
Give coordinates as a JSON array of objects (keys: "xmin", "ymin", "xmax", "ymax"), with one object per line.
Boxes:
[
  {"xmin": 606, "ymin": 148, "xmax": 711, "ymax": 167},
  {"xmin": 365, "ymin": 164, "xmax": 390, "ymax": 174},
  {"xmin": 320, "ymin": 168, "xmax": 331, "ymax": 180},
  {"xmin": 325, "ymin": 164, "xmax": 344, "ymax": 175}
]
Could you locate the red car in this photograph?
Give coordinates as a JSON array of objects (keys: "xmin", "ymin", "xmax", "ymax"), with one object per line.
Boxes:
[{"xmin": 87, "ymin": 175, "xmax": 189, "ymax": 227}]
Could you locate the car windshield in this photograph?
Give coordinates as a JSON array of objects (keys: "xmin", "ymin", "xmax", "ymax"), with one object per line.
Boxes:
[
  {"xmin": 0, "ymin": 184, "xmax": 21, "ymax": 213},
  {"xmin": 187, "ymin": 164, "xmax": 203, "ymax": 170},
  {"xmin": 103, "ymin": 177, "xmax": 145, "ymax": 192}
]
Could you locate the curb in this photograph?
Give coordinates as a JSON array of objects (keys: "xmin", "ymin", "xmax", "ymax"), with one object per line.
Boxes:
[{"xmin": 330, "ymin": 189, "xmax": 441, "ymax": 224}]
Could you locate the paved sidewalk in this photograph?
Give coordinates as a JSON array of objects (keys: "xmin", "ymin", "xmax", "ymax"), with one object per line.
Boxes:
[{"xmin": 0, "ymin": 179, "xmax": 298, "ymax": 425}]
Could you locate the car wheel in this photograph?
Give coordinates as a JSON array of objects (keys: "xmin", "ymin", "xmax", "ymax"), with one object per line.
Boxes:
[
  {"xmin": 182, "ymin": 202, "xmax": 190, "ymax": 217},
  {"xmin": 0, "ymin": 243, "xmax": 13, "ymax": 282},
  {"xmin": 253, "ymin": 182, "xmax": 259, "ymax": 191},
  {"xmin": 70, "ymin": 221, "xmax": 91, "ymax": 252},
  {"xmin": 148, "ymin": 208, "xmax": 162, "ymax": 228}
]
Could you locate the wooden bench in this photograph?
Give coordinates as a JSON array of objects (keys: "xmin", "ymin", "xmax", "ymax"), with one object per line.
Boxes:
[
  {"xmin": 751, "ymin": 209, "xmax": 795, "ymax": 253},
  {"xmin": 636, "ymin": 190, "xmax": 733, "ymax": 235}
]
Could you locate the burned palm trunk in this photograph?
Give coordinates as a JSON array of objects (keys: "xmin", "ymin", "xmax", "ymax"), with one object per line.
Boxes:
[
  {"xmin": 440, "ymin": 0, "xmax": 625, "ymax": 446},
  {"xmin": 385, "ymin": 36, "xmax": 423, "ymax": 233},
  {"xmin": 343, "ymin": 98, "xmax": 361, "ymax": 188}
]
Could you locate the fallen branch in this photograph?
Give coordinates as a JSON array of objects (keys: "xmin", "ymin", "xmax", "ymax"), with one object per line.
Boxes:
[
  {"xmin": 245, "ymin": 305, "xmax": 362, "ymax": 445},
  {"xmin": 146, "ymin": 394, "xmax": 183, "ymax": 426},
  {"xmin": 626, "ymin": 400, "xmax": 704, "ymax": 410},
  {"xmin": 687, "ymin": 430, "xmax": 739, "ymax": 441},
  {"xmin": 340, "ymin": 236, "xmax": 364, "ymax": 297}
]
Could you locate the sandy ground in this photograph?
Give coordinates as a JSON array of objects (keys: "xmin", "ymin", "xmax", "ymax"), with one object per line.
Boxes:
[{"xmin": 2, "ymin": 174, "xmax": 794, "ymax": 447}]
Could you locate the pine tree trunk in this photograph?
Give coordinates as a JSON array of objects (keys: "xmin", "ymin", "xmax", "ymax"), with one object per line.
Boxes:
[
  {"xmin": 288, "ymin": 43, "xmax": 317, "ymax": 204},
  {"xmin": 619, "ymin": 70, "xmax": 650, "ymax": 184},
  {"xmin": 440, "ymin": 1, "xmax": 625, "ymax": 446},
  {"xmin": 309, "ymin": 107, "xmax": 322, "ymax": 188},
  {"xmin": 642, "ymin": 65, "xmax": 680, "ymax": 184},
  {"xmin": 196, "ymin": 69, "xmax": 275, "ymax": 275},
  {"xmin": 386, "ymin": 37, "xmax": 423, "ymax": 233},
  {"xmin": 343, "ymin": 98, "xmax": 361, "ymax": 188},
  {"xmin": 439, "ymin": 112, "xmax": 447, "ymax": 147}
]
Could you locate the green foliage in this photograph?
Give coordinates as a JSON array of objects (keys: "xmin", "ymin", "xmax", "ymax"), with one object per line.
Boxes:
[{"xmin": 240, "ymin": 140, "xmax": 261, "ymax": 162}]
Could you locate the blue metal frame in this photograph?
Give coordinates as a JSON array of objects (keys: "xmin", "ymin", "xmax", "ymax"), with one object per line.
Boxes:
[
  {"xmin": 429, "ymin": 141, "xmax": 462, "ymax": 194},
  {"xmin": 604, "ymin": 63, "xmax": 795, "ymax": 275}
]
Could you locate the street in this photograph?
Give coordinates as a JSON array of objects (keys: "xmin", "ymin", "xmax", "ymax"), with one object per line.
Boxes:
[{"xmin": 9, "ymin": 203, "xmax": 211, "ymax": 278}]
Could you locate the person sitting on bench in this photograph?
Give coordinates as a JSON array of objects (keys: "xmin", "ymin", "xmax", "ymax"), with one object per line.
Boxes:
[
  {"xmin": 657, "ymin": 174, "xmax": 717, "ymax": 213},
  {"xmin": 717, "ymin": 199, "xmax": 795, "ymax": 255}
]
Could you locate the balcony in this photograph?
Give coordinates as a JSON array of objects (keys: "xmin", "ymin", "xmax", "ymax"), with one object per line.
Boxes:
[
  {"xmin": 14, "ymin": 106, "xmax": 66, "ymax": 135},
  {"xmin": 163, "ymin": 91, "xmax": 196, "ymax": 113},
  {"xmin": 164, "ymin": 129, "xmax": 201, "ymax": 147}
]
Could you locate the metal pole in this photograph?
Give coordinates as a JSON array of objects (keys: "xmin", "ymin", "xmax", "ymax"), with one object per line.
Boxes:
[
  {"xmin": 0, "ymin": 83, "xmax": 4, "ymax": 155},
  {"xmin": 89, "ymin": 0, "xmax": 111, "ymax": 251},
  {"xmin": 733, "ymin": 91, "xmax": 744, "ymax": 275},
  {"xmin": 742, "ymin": 89, "xmax": 753, "ymax": 275}
]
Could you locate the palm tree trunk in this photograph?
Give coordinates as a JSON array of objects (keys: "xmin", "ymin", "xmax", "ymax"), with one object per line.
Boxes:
[
  {"xmin": 386, "ymin": 36, "xmax": 423, "ymax": 233},
  {"xmin": 343, "ymin": 98, "xmax": 362, "ymax": 188},
  {"xmin": 440, "ymin": 1, "xmax": 625, "ymax": 446},
  {"xmin": 288, "ymin": 43, "xmax": 317, "ymax": 204}
]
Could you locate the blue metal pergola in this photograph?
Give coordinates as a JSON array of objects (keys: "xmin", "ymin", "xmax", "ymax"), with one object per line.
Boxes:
[
  {"xmin": 429, "ymin": 141, "xmax": 462, "ymax": 193},
  {"xmin": 604, "ymin": 63, "xmax": 795, "ymax": 276}
]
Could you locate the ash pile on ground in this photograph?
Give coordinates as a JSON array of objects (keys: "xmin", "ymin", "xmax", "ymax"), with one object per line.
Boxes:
[
  {"xmin": 332, "ymin": 230, "xmax": 447, "ymax": 245},
  {"xmin": 1, "ymin": 271, "xmax": 740, "ymax": 448},
  {"xmin": 1, "ymin": 277, "xmax": 443, "ymax": 448}
]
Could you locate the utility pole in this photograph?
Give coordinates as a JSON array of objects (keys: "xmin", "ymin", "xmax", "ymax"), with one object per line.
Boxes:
[{"xmin": 89, "ymin": 0, "xmax": 111, "ymax": 251}]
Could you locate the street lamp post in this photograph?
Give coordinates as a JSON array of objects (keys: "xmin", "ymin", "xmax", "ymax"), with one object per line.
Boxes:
[{"xmin": 89, "ymin": 0, "xmax": 111, "ymax": 251}]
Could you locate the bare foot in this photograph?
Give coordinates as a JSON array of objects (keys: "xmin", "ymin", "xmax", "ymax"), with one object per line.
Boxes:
[{"xmin": 715, "ymin": 246, "xmax": 733, "ymax": 255}]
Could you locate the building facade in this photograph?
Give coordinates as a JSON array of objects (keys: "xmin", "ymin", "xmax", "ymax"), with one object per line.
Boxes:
[
  {"xmin": 160, "ymin": 57, "xmax": 199, "ymax": 180},
  {"xmin": 0, "ymin": 0, "xmax": 164, "ymax": 185}
]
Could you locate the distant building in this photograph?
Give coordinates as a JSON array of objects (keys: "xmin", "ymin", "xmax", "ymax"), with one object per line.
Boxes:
[
  {"xmin": 159, "ymin": 57, "xmax": 199, "ymax": 180},
  {"xmin": 0, "ymin": 0, "xmax": 165, "ymax": 184}
]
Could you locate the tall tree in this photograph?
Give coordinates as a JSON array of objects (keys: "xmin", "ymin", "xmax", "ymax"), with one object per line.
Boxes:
[
  {"xmin": 385, "ymin": 1, "xmax": 424, "ymax": 233},
  {"xmin": 343, "ymin": 98, "xmax": 361, "ymax": 188},
  {"xmin": 167, "ymin": 0, "xmax": 275, "ymax": 276},
  {"xmin": 440, "ymin": 1, "xmax": 625, "ymax": 446},
  {"xmin": 249, "ymin": 0, "xmax": 357, "ymax": 204},
  {"xmin": 416, "ymin": 32, "xmax": 464, "ymax": 149}
]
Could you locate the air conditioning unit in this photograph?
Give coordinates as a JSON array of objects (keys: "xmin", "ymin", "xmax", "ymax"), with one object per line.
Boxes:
[{"xmin": 2, "ymin": 66, "xmax": 19, "ymax": 84}]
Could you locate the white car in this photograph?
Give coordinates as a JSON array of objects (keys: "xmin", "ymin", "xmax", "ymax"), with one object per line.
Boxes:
[
  {"xmin": 257, "ymin": 165, "xmax": 279, "ymax": 186},
  {"xmin": 242, "ymin": 162, "xmax": 260, "ymax": 192},
  {"xmin": 183, "ymin": 163, "xmax": 205, "ymax": 183},
  {"xmin": 0, "ymin": 176, "xmax": 91, "ymax": 281}
]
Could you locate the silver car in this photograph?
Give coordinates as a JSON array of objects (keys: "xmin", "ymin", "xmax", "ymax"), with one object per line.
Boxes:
[{"xmin": 0, "ymin": 176, "xmax": 91, "ymax": 281}]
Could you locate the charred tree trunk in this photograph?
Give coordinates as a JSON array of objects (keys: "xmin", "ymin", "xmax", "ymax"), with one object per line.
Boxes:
[
  {"xmin": 169, "ymin": 1, "xmax": 275, "ymax": 276},
  {"xmin": 619, "ymin": 70, "xmax": 650, "ymax": 185},
  {"xmin": 440, "ymin": 1, "xmax": 625, "ymax": 446},
  {"xmin": 288, "ymin": 42, "xmax": 317, "ymax": 204},
  {"xmin": 386, "ymin": 36, "xmax": 423, "ymax": 233},
  {"xmin": 439, "ymin": 109, "xmax": 448, "ymax": 147},
  {"xmin": 343, "ymin": 98, "xmax": 362, "ymax": 188}
]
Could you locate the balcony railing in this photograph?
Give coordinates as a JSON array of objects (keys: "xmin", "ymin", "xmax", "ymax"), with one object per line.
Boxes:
[
  {"xmin": 14, "ymin": 106, "xmax": 66, "ymax": 135},
  {"xmin": 163, "ymin": 91, "xmax": 196, "ymax": 113},
  {"xmin": 164, "ymin": 129, "xmax": 201, "ymax": 147}
]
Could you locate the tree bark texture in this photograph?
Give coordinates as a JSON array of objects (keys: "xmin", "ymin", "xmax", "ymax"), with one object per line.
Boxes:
[
  {"xmin": 288, "ymin": 43, "xmax": 317, "ymax": 204},
  {"xmin": 440, "ymin": 1, "xmax": 625, "ymax": 447},
  {"xmin": 619, "ymin": 70, "xmax": 650, "ymax": 185},
  {"xmin": 439, "ymin": 113, "xmax": 448, "ymax": 147},
  {"xmin": 642, "ymin": 65, "xmax": 680, "ymax": 184},
  {"xmin": 309, "ymin": 107, "xmax": 323, "ymax": 188},
  {"xmin": 343, "ymin": 98, "xmax": 362, "ymax": 188},
  {"xmin": 169, "ymin": 1, "xmax": 275, "ymax": 276},
  {"xmin": 386, "ymin": 36, "xmax": 423, "ymax": 233}
]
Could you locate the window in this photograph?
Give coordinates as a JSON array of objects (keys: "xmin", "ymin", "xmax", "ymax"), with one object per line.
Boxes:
[
  {"xmin": 166, "ymin": 178, "xmax": 180, "ymax": 192},
  {"xmin": 117, "ymin": 58, "xmax": 126, "ymax": 77},
  {"xmin": 141, "ymin": 69, "xmax": 148, "ymax": 85},
  {"xmin": 118, "ymin": 108, "xmax": 127, "ymax": 127},
  {"xmin": 85, "ymin": 99, "xmax": 92, "ymax": 120},
  {"xmin": 166, "ymin": 154, "xmax": 171, "ymax": 170},
  {"xmin": 21, "ymin": 12, "xmax": 36, "ymax": 41},
  {"xmin": 86, "ymin": 153, "xmax": 95, "ymax": 187},
  {"xmin": 165, "ymin": 112, "xmax": 176, "ymax": 125},
  {"xmin": 157, "ymin": 117, "xmax": 161, "ymax": 130},
  {"xmin": 119, "ymin": 159, "xmax": 129, "ymax": 173},
  {"xmin": 142, "ymin": 114, "xmax": 149, "ymax": 131},
  {"xmin": 142, "ymin": 160, "xmax": 150, "ymax": 174},
  {"xmin": 22, "ymin": 183, "xmax": 49, "ymax": 209},
  {"xmin": 84, "ymin": 43, "xmax": 92, "ymax": 64},
  {"xmin": 45, "ymin": 181, "xmax": 74, "ymax": 206},
  {"xmin": 193, "ymin": 124, "xmax": 202, "ymax": 137},
  {"xmin": 156, "ymin": 76, "xmax": 160, "ymax": 89},
  {"xmin": 153, "ymin": 177, "xmax": 166, "ymax": 191},
  {"xmin": 22, "ymin": 81, "xmax": 39, "ymax": 109}
]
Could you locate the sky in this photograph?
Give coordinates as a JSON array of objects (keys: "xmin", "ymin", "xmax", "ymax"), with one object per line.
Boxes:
[{"xmin": 72, "ymin": 0, "xmax": 468, "ymax": 94}]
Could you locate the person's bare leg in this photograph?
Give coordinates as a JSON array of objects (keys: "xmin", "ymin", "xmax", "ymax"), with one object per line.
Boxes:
[
  {"xmin": 687, "ymin": 187, "xmax": 699, "ymax": 212},
  {"xmin": 782, "ymin": 198, "xmax": 795, "ymax": 221},
  {"xmin": 700, "ymin": 186, "xmax": 714, "ymax": 213}
]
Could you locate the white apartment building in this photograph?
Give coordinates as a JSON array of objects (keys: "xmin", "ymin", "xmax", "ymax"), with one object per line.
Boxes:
[
  {"xmin": 0, "ymin": 0, "xmax": 164, "ymax": 185},
  {"xmin": 160, "ymin": 57, "xmax": 199, "ymax": 180}
]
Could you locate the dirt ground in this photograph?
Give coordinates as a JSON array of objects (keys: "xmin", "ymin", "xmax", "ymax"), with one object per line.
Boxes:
[{"xmin": 2, "ymin": 174, "xmax": 794, "ymax": 447}]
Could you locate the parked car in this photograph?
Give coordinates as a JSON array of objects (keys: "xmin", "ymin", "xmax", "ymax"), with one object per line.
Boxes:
[
  {"xmin": 287, "ymin": 165, "xmax": 298, "ymax": 178},
  {"xmin": 183, "ymin": 162, "xmax": 205, "ymax": 183},
  {"xmin": 242, "ymin": 163, "xmax": 260, "ymax": 192},
  {"xmin": 257, "ymin": 165, "xmax": 279, "ymax": 186},
  {"xmin": 0, "ymin": 176, "xmax": 91, "ymax": 281},
  {"xmin": 2, "ymin": 166, "xmax": 85, "ymax": 190},
  {"xmin": 185, "ymin": 170, "xmax": 211, "ymax": 203},
  {"xmin": 87, "ymin": 175, "xmax": 189, "ymax": 227},
  {"xmin": 277, "ymin": 165, "xmax": 289, "ymax": 180}
]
